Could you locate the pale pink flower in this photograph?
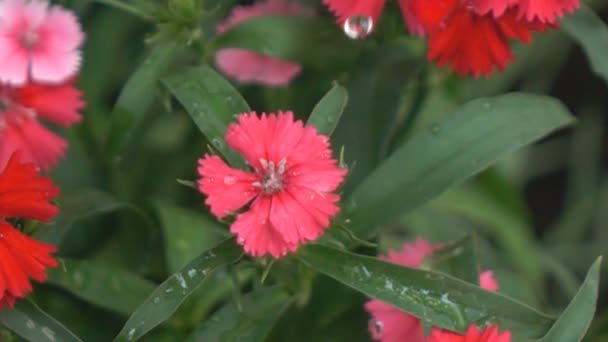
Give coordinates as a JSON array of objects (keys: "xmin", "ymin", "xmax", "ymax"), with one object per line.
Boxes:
[
  {"xmin": 198, "ymin": 111, "xmax": 347, "ymax": 258},
  {"xmin": 0, "ymin": 80, "xmax": 84, "ymax": 170},
  {"xmin": 214, "ymin": 0, "xmax": 313, "ymax": 87},
  {"xmin": 0, "ymin": 0, "xmax": 84, "ymax": 85},
  {"xmin": 365, "ymin": 238, "xmax": 499, "ymax": 342}
]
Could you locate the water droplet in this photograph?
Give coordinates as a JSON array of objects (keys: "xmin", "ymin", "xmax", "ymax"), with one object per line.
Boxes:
[
  {"xmin": 153, "ymin": 297, "xmax": 160, "ymax": 304},
  {"xmin": 371, "ymin": 319, "xmax": 384, "ymax": 335},
  {"xmin": 431, "ymin": 124, "xmax": 441, "ymax": 135},
  {"xmin": 344, "ymin": 218, "xmax": 351, "ymax": 224},
  {"xmin": 127, "ymin": 328, "xmax": 137, "ymax": 340},
  {"xmin": 237, "ymin": 237, "xmax": 245, "ymax": 244},
  {"xmin": 483, "ymin": 101, "xmax": 491, "ymax": 109},
  {"xmin": 212, "ymin": 138, "xmax": 223, "ymax": 148},
  {"xmin": 223, "ymin": 175, "xmax": 236, "ymax": 186},
  {"xmin": 192, "ymin": 101, "xmax": 200, "ymax": 108},
  {"xmin": 327, "ymin": 116, "xmax": 336, "ymax": 123},
  {"xmin": 73, "ymin": 271, "xmax": 84, "ymax": 289},
  {"xmin": 26, "ymin": 319, "xmax": 35, "ymax": 329},
  {"xmin": 343, "ymin": 16, "xmax": 374, "ymax": 39},
  {"xmin": 41, "ymin": 327, "xmax": 55, "ymax": 341},
  {"xmin": 187, "ymin": 269, "xmax": 198, "ymax": 278}
]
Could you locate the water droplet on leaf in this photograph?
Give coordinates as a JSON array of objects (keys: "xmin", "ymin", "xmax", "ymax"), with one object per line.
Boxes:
[
  {"xmin": 371, "ymin": 319, "xmax": 383, "ymax": 335},
  {"xmin": 343, "ymin": 16, "xmax": 373, "ymax": 39},
  {"xmin": 223, "ymin": 175, "xmax": 236, "ymax": 185}
]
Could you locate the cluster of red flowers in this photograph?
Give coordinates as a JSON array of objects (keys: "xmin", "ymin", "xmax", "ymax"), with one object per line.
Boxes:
[
  {"xmin": 0, "ymin": 0, "xmax": 84, "ymax": 308},
  {"xmin": 324, "ymin": 0, "xmax": 578, "ymax": 76}
]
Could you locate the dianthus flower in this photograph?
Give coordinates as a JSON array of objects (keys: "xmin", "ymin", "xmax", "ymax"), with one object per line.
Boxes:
[
  {"xmin": 198, "ymin": 111, "xmax": 346, "ymax": 258},
  {"xmin": 0, "ymin": 0, "xmax": 84, "ymax": 85},
  {"xmin": 323, "ymin": 0, "xmax": 575, "ymax": 76},
  {"xmin": 0, "ymin": 80, "xmax": 84, "ymax": 170},
  {"xmin": 215, "ymin": 0, "xmax": 313, "ymax": 87},
  {"xmin": 428, "ymin": 324, "xmax": 511, "ymax": 342},
  {"xmin": 364, "ymin": 238, "xmax": 499, "ymax": 342},
  {"xmin": 0, "ymin": 152, "xmax": 59, "ymax": 308}
]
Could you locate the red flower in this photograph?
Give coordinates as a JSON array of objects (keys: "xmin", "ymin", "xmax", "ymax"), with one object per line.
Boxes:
[
  {"xmin": 323, "ymin": 0, "xmax": 564, "ymax": 76},
  {"xmin": 198, "ymin": 111, "xmax": 346, "ymax": 258},
  {"xmin": 408, "ymin": 0, "xmax": 550, "ymax": 77},
  {"xmin": 0, "ymin": 80, "xmax": 84, "ymax": 170},
  {"xmin": 0, "ymin": 153, "xmax": 59, "ymax": 308},
  {"xmin": 428, "ymin": 324, "xmax": 511, "ymax": 342},
  {"xmin": 364, "ymin": 238, "xmax": 499, "ymax": 342}
]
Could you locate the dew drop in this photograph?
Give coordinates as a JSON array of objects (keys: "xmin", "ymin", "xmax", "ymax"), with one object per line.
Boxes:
[
  {"xmin": 343, "ymin": 16, "xmax": 374, "ymax": 39},
  {"xmin": 237, "ymin": 237, "xmax": 245, "ymax": 244},
  {"xmin": 212, "ymin": 138, "xmax": 223, "ymax": 148},
  {"xmin": 153, "ymin": 297, "xmax": 160, "ymax": 304},
  {"xmin": 371, "ymin": 319, "xmax": 384, "ymax": 335},
  {"xmin": 26, "ymin": 319, "xmax": 36, "ymax": 329},
  {"xmin": 223, "ymin": 175, "xmax": 236, "ymax": 185},
  {"xmin": 431, "ymin": 124, "xmax": 441, "ymax": 135}
]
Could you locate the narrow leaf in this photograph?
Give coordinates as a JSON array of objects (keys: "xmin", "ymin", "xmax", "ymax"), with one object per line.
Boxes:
[
  {"xmin": 297, "ymin": 244, "xmax": 555, "ymax": 339},
  {"xmin": 346, "ymin": 93, "xmax": 574, "ymax": 239},
  {"xmin": 538, "ymin": 257, "xmax": 602, "ymax": 342},
  {"xmin": 0, "ymin": 300, "xmax": 82, "ymax": 342},
  {"xmin": 562, "ymin": 5, "xmax": 608, "ymax": 85},
  {"xmin": 46, "ymin": 259, "xmax": 156, "ymax": 316},
  {"xmin": 114, "ymin": 238, "xmax": 242, "ymax": 341},
  {"xmin": 107, "ymin": 40, "xmax": 178, "ymax": 156},
  {"xmin": 307, "ymin": 84, "xmax": 348, "ymax": 136},
  {"xmin": 187, "ymin": 286, "xmax": 292, "ymax": 341},
  {"xmin": 163, "ymin": 65, "xmax": 250, "ymax": 168}
]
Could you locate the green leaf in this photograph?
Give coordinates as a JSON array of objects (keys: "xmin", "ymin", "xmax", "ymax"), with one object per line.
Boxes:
[
  {"xmin": 425, "ymin": 235, "xmax": 479, "ymax": 285},
  {"xmin": 346, "ymin": 93, "xmax": 574, "ymax": 239},
  {"xmin": 187, "ymin": 286, "xmax": 292, "ymax": 341},
  {"xmin": 213, "ymin": 15, "xmax": 357, "ymax": 69},
  {"xmin": 156, "ymin": 201, "xmax": 229, "ymax": 272},
  {"xmin": 332, "ymin": 41, "xmax": 423, "ymax": 194},
  {"xmin": 106, "ymin": 40, "xmax": 179, "ymax": 156},
  {"xmin": 297, "ymin": 244, "xmax": 555, "ymax": 339},
  {"xmin": 432, "ymin": 186, "xmax": 541, "ymax": 285},
  {"xmin": 538, "ymin": 257, "xmax": 602, "ymax": 342},
  {"xmin": 0, "ymin": 300, "xmax": 82, "ymax": 342},
  {"xmin": 46, "ymin": 259, "xmax": 156, "ymax": 316},
  {"xmin": 163, "ymin": 65, "xmax": 250, "ymax": 168},
  {"xmin": 562, "ymin": 5, "xmax": 608, "ymax": 85},
  {"xmin": 34, "ymin": 189, "xmax": 128, "ymax": 245},
  {"xmin": 114, "ymin": 238, "xmax": 242, "ymax": 341},
  {"xmin": 307, "ymin": 84, "xmax": 348, "ymax": 136}
]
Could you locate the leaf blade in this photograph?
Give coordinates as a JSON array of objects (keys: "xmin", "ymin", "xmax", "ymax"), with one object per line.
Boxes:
[
  {"xmin": 114, "ymin": 238, "xmax": 242, "ymax": 341},
  {"xmin": 163, "ymin": 65, "xmax": 250, "ymax": 168},
  {"xmin": 307, "ymin": 84, "xmax": 348, "ymax": 136},
  {"xmin": 0, "ymin": 300, "xmax": 82, "ymax": 342}
]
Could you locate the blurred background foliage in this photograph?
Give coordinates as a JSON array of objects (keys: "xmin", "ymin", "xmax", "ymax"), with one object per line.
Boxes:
[{"xmin": 2, "ymin": 0, "xmax": 607, "ymax": 340}]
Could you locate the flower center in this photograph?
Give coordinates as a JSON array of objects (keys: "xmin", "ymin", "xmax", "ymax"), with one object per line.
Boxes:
[
  {"xmin": 254, "ymin": 158, "xmax": 287, "ymax": 195},
  {"xmin": 21, "ymin": 31, "xmax": 39, "ymax": 49}
]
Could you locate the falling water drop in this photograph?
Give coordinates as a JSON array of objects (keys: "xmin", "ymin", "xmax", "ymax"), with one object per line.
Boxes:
[
  {"xmin": 371, "ymin": 319, "xmax": 384, "ymax": 335},
  {"xmin": 343, "ymin": 16, "xmax": 374, "ymax": 39}
]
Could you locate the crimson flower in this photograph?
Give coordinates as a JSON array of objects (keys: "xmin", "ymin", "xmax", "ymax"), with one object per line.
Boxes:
[
  {"xmin": 364, "ymin": 238, "xmax": 499, "ymax": 342},
  {"xmin": 0, "ymin": 80, "xmax": 85, "ymax": 170},
  {"xmin": 0, "ymin": 152, "xmax": 59, "ymax": 308},
  {"xmin": 428, "ymin": 324, "xmax": 511, "ymax": 342},
  {"xmin": 198, "ymin": 111, "xmax": 346, "ymax": 258},
  {"xmin": 323, "ymin": 0, "xmax": 575, "ymax": 76}
]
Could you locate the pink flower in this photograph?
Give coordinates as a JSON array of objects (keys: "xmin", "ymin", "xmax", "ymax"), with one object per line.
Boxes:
[
  {"xmin": 0, "ymin": 80, "xmax": 84, "ymax": 170},
  {"xmin": 0, "ymin": 0, "xmax": 84, "ymax": 86},
  {"xmin": 197, "ymin": 111, "xmax": 347, "ymax": 258},
  {"xmin": 214, "ymin": 0, "xmax": 312, "ymax": 87},
  {"xmin": 364, "ymin": 238, "xmax": 499, "ymax": 342},
  {"xmin": 428, "ymin": 324, "xmax": 511, "ymax": 342}
]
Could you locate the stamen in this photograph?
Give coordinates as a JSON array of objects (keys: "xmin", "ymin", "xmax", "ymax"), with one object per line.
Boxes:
[{"xmin": 257, "ymin": 158, "xmax": 288, "ymax": 195}]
